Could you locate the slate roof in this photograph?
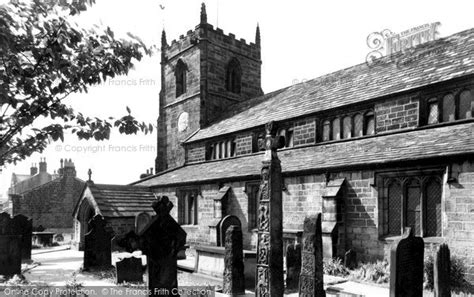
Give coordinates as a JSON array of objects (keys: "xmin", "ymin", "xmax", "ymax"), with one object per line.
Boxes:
[
  {"xmin": 187, "ymin": 28, "xmax": 474, "ymax": 143},
  {"xmin": 135, "ymin": 122, "xmax": 474, "ymax": 187},
  {"xmin": 86, "ymin": 184, "xmax": 157, "ymax": 217}
]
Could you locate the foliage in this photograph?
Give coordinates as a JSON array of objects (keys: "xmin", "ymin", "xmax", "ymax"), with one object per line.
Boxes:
[
  {"xmin": 424, "ymin": 253, "xmax": 474, "ymax": 293},
  {"xmin": 323, "ymin": 257, "xmax": 350, "ymax": 277},
  {"xmin": 63, "ymin": 272, "xmax": 85, "ymax": 297},
  {"xmin": 0, "ymin": 0, "xmax": 153, "ymax": 167},
  {"xmin": 350, "ymin": 260, "xmax": 390, "ymax": 284}
]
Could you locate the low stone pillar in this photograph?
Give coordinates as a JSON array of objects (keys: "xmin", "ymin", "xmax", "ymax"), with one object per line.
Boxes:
[{"xmin": 223, "ymin": 225, "xmax": 245, "ymax": 296}]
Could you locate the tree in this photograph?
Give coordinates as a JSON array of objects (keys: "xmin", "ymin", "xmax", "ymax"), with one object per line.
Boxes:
[{"xmin": 0, "ymin": 0, "xmax": 153, "ymax": 167}]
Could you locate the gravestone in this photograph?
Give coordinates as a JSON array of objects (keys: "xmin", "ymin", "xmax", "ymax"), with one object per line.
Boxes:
[
  {"xmin": 0, "ymin": 212, "xmax": 24, "ymax": 276},
  {"xmin": 434, "ymin": 244, "xmax": 451, "ymax": 297},
  {"xmin": 389, "ymin": 228, "xmax": 424, "ymax": 297},
  {"xmin": 135, "ymin": 212, "xmax": 151, "ymax": 234},
  {"xmin": 11, "ymin": 214, "xmax": 32, "ymax": 261},
  {"xmin": 299, "ymin": 213, "xmax": 325, "ymax": 297},
  {"xmin": 116, "ymin": 256, "xmax": 143, "ymax": 284},
  {"xmin": 218, "ymin": 215, "xmax": 241, "ymax": 247},
  {"xmin": 255, "ymin": 121, "xmax": 285, "ymax": 297},
  {"xmin": 223, "ymin": 225, "xmax": 245, "ymax": 295},
  {"xmin": 83, "ymin": 215, "xmax": 113, "ymax": 270},
  {"xmin": 286, "ymin": 243, "xmax": 301, "ymax": 290},
  {"xmin": 344, "ymin": 249, "xmax": 357, "ymax": 270},
  {"xmin": 139, "ymin": 196, "xmax": 186, "ymax": 297}
]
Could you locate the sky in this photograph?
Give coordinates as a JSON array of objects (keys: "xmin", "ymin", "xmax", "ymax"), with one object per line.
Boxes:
[{"xmin": 1, "ymin": 0, "xmax": 474, "ymax": 199}]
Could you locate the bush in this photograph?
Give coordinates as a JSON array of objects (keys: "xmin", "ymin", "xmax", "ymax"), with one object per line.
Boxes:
[
  {"xmin": 424, "ymin": 253, "xmax": 473, "ymax": 293},
  {"xmin": 350, "ymin": 260, "xmax": 390, "ymax": 284},
  {"xmin": 323, "ymin": 257, "xmax": 350, "ymax": 277}
]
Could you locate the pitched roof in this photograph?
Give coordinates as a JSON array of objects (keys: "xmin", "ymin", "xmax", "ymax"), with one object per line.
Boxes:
[
  {"xmin": 187, "ymin": 28, "xmax": 474, "ymax": 143},
  {"xmin": 87, "ymin": 184, "xmax": 157, "ymax": 217},
  {"xmin": 135, "ymin": 122, "xmax": 474, "ymax": 187}
]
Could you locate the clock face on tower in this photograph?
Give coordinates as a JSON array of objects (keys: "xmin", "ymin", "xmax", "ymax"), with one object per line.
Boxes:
[{"xmin": 177, "ymin": 112, "xmax": 189, "ymax": 132}]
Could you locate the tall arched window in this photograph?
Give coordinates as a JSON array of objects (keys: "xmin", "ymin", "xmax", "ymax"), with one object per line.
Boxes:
[
  {"xmin": 425, "ymin": 177, "xmax": 442, "ymax": 237},
  {"xmin": 332, "ymin": 118, "xmax": 340, "ymax": 140},
  {"xmin": 342, "ymin": 116, "xmax": 352, "ymax": 139},
  {"xmin": 322, "ymin": 120, "xmax": 331, "ymax": 142},
  {"xmin": 406, "ymin": 178, "xmax": 421, "ymax": 236},
  {"xmin": 175, "ymin": 59, "xmax": 187, "ymax": 97},
  {"xmin": 353, "ymin": 113, "xmax": 363, "ymax": 137},
  {"xmin": 226, "ymin": 58, "xmax": 242, "ymax": 94},
  {"xmin": 427, "ymin": 98, "xmax": 439, "ymax": 124},
  {"xmin": 364, "ymin": 111, "xmax": 375, "ymax": 136},
  {"xmin": 458, "ymin": 90, "xmax": 473, "ymax": 120},
  {"xmin": 387, "ymin": 181, "xmax": 402, "ymax": 236},
  {"xmin": 442, "ymin": 93, "xmax": 455, "ymax": 122}
]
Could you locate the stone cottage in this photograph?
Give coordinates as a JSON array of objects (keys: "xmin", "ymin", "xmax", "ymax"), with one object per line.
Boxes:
[
  {"xmin": 9, "ymin": 159, "xmax": 85, "ymax": 240},
  {"xmin": 130, "ymin": 4, "xmax": 474, "ymax": 281}
]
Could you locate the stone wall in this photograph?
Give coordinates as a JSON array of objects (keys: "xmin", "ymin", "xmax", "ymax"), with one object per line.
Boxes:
[
  {"xmin": 107, "ymin": 217, "xmax": 135, "ymax": 237},
  {"xmin": 444, "ymin": 160, "xmax": 474, "ymax": 282},
  {"xmin": 235, "ymin": 134, "xmax": 253, "ymax": 156},
  {"xmin": 375, "ymin": 96, "xmax": 419, "ymax": 133},
  {"xmin": 293, "ymin": 118, "xmax": 316, "ymax": 146},
  {"xmin": 186, "ymin": 144, "xmax": 206, "ymax": 163}
]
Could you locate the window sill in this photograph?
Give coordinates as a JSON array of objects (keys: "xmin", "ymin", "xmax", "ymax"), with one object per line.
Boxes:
[{"xmin": 180, "ymin": 224, "xmax": 199, "ymax": 228}]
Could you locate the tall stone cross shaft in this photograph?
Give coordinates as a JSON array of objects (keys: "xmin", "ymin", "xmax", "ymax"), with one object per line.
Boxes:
[{"xmin": 255, "ymin": 121, "xmax": 285, "ymax": 297}]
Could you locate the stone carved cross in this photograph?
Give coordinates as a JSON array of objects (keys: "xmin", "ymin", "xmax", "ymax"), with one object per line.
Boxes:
[
  {"xmin": 256, "ymin": 121, "xmax": 285, "ymax": 297},
  {"xmin": 263, "ymin": 122, "xmax": 285, "ymax": 161}
]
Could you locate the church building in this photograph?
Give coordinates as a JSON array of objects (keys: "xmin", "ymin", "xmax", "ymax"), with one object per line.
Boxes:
[{"xmin": 73, "ymin": 3, "xmax": 474, "ymax": 282}]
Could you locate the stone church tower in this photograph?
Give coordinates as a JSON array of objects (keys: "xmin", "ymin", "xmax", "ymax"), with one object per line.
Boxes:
[{"xmin": 156, "ymin": 3, "xmax": 263, "ymax": 172}]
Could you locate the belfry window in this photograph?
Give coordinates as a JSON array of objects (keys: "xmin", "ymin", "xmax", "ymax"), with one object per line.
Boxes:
[
  {"xmin": 175, "ymin": 59, "xmax": 187, "ymax": 97},
  {"xmin": 226, "ymin": 58, "xmax": 242, "ymax": 94}
]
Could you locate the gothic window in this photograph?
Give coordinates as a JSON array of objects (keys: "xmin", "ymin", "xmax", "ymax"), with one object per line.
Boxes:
[
  {"xmin": 226, "ymin": 58, "xmax": 242, "ymax": 94},
  {"xmin": 332, "ymin": 118, "xmax": 340, "ymax": 140},
  {"xmin": 364, "ymin": 111, "xmax": 375, "ymax": 135},
  {"xmin": 380, "ymin": 172, "xmax": 442, "ymax": 237},
  {"xmin": 246, "ymin": 182, "xmax": 260, "ymax": 230},
  {"xmin": 353, "ymin": 113, "xmax": 364, "ymax": 137},
  {"xmin": 178, "ymin": 189, "xmax": 198, "ymax": 225},
  {"xmin": 342, "ymin": 116, "xmax": 352, "ymax": 139},
  {"xmin": 322, "ymin": 120, "xmax": 331, "ymax": 142},
  {"xmin": 458, "ymin": 89, "xmax": 473, "ymax": 120},
  {"xmin": 175, "ymin": 59, "xmax": 187, "ymax": 97}
]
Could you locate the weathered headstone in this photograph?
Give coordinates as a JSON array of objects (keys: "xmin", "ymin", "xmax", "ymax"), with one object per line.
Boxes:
[
  {"xmin": 83, "ymin": 215, "xmax": 113, "ymax": 270},
  {"xmin": 344, "ymin": 249, "xmax": 357, "ymax": 270},
  {"xmin": 286, "ymin": 243, "xmax": 301, "ymax": 290},
  {"xmin": 116, "ymin": 256, "xmax": 143, "ymax": 284},
  {"xmin": 223, "ymin": 225, "xmax": 245, "ymax": 295},
  {"xmin": 11, "ymin": 214, "xmax": 32, "ymax": 261},
  {"xmin": 389, "ymin": 228, "xmax": 424, "ymax": 297},
  {"xmin": 218, "ymin": 215, "xmax": 241, "ymax": 247},
  {"xmin": 255, "ymin": 121, "xmax": 285, "ymax": 297},
  {"xmin": 139, "ymin": 196, "xmax": 186, "ymax": 297},
  {"xmin": 299, "ymin": 213, "xmax": 325, "ymax": 297},
  {"xmin": 434, "ymin": 244, "xmax": 451, "ymax": 297},
  {"xmin": 135, "ymin": 212, "xmax": 151, "ymax": 234},
  {"xmin": 0, "ymin": 212, "xmax": 23, "ymax": 276}
]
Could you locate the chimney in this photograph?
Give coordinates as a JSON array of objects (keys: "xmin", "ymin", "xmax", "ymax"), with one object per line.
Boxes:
[
  {"xmin": 39, "ymin": 157, "xmax": 47, "ymax": 173},
  {"xmin": 63, "ymin": 158, "xmax": 76, "ymax": 177},
  {"xmin": 30, "ymin": 163, "xmax": 38, "ymax": 176}
]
